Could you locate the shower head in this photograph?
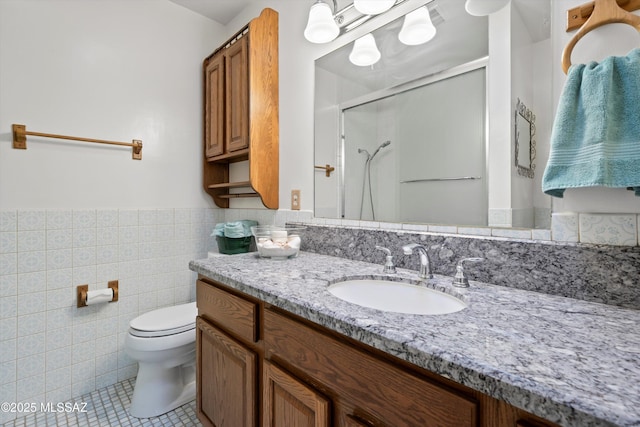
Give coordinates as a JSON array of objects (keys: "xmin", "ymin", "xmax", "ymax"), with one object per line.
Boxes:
[
  {"xmin": 358, "ymin": 148, "xmax": 371, "ymax": 158},
  {"xmin": 370, "ymin": 140, "xmax": 391, "ymax": 160}
]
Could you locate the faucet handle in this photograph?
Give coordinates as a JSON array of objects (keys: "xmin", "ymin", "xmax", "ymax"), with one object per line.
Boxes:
[
  {"xmin": 453, "ymin": 257, "xmax": 484, "ymax": 288},
  {"xmin": 375, "ymin": 246, "xmax": 396, "ymax": 274}
]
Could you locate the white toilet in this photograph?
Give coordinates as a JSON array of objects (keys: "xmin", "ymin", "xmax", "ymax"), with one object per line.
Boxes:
[{"xmin": 125, "ymin": 302, "xmax": 198, "ymax": 418}]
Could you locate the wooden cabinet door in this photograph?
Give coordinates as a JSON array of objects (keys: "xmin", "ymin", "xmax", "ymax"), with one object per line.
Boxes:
[
  {"xmin": 263, "ymin": 360, "xmax": 330, "ymax": 427},
  {"xmin": 343, "ymin": 416, "xmax": 371, "ymax": 427},
  {"xmin": 196, "ymin": 317, "xmax": 256, "ymax": 427},
  {"xmin": 225, "ymin": 35, "xmax": 249, "ymax": 152},
  {"xmin": 204, "ymin": 52, "xmax": 225, "ymax": 159}
]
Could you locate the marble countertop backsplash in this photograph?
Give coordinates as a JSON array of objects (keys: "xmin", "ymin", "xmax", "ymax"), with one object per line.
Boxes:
[
  {"xmin": 298, "ymin": 224, "xmax": 640, "ymax": 310},
  {"xmin": 190, "ymin": 251, "xmax": 640, "ymax": 427}
]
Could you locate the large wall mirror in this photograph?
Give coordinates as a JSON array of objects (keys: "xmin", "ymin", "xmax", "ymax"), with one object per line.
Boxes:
[{"xmin": 314, "ymin": 0, "xmax": 552, "ymax": 229}]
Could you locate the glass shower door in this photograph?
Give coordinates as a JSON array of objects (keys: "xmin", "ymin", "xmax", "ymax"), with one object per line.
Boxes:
[{"xmin": 341, "ymin": 67, "xmax": 487, "ymax": 225}]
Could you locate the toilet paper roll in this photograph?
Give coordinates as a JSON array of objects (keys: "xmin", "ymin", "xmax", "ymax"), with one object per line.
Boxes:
[{"xmin": 86, "ymin": 288, "xmax": 114, "ymax": 305}]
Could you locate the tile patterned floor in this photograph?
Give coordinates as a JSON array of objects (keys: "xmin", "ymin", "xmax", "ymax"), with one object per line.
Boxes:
[{"xmin": 2, "ymin": 379, "xmax": 201, "ymax": 427}]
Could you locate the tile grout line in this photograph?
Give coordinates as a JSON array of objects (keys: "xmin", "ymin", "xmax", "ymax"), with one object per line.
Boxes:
[{"xmin": 1, "ymin": 378, "xmax": 200, "ymax": 427}]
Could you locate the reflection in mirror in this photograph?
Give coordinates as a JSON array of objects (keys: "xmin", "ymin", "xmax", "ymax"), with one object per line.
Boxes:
[
  {"xmin": 314, "ymin": 0, "xmax": 552, "ymax": 229},
  {"xmin": 342, "ymin": 61, "xmax": 487, "ymax": 225},
  {"xmin": 515, "ymin": 98, "xmax": 536, "ymax": 178}
]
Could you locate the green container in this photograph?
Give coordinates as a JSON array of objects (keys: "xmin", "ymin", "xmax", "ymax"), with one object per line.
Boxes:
[{"xmin": 216, "ymin": 235, "xmax": 253, "ymax": 255}]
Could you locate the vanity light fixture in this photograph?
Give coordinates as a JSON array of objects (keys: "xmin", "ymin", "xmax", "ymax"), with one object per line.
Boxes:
[
  {"xmin": 353, "ymin": 0, "xmax": 395, "ymax": 15},
  {"xmin": 349, "ymin": 33, "xmax": 381, "ymax": 66},
  {"xmin": 398, "ymin": 5, "xmax": 436, "ymax": 45},
  {"xmin": 304, "ymin": 0, "xmax": 340, "ymax": 43},
  {"xmin": 464, "ymin": 0, "xmax": 510, "ymax": 16}
]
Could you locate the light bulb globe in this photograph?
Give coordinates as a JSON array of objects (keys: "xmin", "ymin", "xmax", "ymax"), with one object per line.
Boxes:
[
  {"xmin": 349, "ymin": 34, "xmax": 381, "ymax": 66},
  {"xmin": 398, "ymin": 6, "xmax": 436, "ymax": 46},
  {"xmin": 304, "ymin": 2, "xmax": 339, "ymax": 43}
]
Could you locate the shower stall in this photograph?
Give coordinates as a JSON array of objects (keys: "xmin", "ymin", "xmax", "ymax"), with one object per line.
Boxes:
[{"xmin": 340, "ymin": 65, "xmax": 487, "ymax": 225}]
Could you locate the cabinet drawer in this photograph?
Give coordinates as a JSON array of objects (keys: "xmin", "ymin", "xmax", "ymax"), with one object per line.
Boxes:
[
  {"xmin": 264, "ymin": 309, "xmax": 477, "ymax": 427},
  {"xmin": 197, "ymin": 280, "xmax": 258, "ymax": 343}
]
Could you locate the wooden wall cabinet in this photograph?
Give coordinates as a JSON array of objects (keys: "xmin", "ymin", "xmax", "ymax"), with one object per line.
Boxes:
[
  {"xmin": 195, "ymin": 277, "xmax": 560, "ymax": 427},
  {"xmin": 204, "ymin": 52, "xmax": 225, "ymax": 159},
  {"xmin": 202, "ymin": 8, "xmax": 279, "ymax": 209},
  {"xmin": 224, "ymin": 35, "xmax": 250, "ymax": 153}
]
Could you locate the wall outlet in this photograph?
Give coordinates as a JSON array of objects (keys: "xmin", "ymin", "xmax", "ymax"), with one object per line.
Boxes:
[{"xmin": 291, "ymin": 189, "xmax": 301, "ymax": 210}]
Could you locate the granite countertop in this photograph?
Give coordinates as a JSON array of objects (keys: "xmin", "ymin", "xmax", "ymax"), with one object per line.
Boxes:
[{"xmin": 189, "ymin": 251, "xmax": 640, "ymax": 427}]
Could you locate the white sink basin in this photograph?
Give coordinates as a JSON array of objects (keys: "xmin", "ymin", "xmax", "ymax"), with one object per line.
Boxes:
[{"xmin": 328, "ymin": 279, "xmax": 467, "ymax": 315}]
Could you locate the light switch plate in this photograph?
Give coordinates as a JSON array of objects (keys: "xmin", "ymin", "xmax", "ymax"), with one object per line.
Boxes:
[{"xmin": 291, "ymin": 190, "xmax": 301, "ymax": 210}]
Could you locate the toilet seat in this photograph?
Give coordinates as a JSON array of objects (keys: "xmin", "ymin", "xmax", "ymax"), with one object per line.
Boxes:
[{"xmin": 129, "ymin": 302, "xmax": 197, "ymax": 338}]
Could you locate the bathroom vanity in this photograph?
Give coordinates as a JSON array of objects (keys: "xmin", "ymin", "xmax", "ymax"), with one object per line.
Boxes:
[{"xmin": 190, "ymin": 252, "xmax": 640, "ymax": 427}]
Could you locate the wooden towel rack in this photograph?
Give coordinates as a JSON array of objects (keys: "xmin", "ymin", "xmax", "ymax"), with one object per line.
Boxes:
[
  {"xmin": 563, "ymin": 0, "xmax": 640, "ymax": 73},
  {"xmin": 12, "ymin": 124, "xmax": 143, "ymax": 160}
]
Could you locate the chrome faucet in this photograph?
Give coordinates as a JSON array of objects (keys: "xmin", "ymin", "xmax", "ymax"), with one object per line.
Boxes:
[
  {"xmin": 375, "ymin": 246, "xmax": 396, "ymax": 274},
  {"xmin": 402, "ymin": 243, "xmax": 432, "ymax": 279},
  {"xmin": 453, "ymin": 257, "xmax": 484, "ymax": 287}
]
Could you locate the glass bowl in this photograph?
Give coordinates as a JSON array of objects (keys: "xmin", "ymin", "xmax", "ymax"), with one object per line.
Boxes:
[{"xmin": 250, "ymin": 226, "xmax": 305, "ymax": 259}]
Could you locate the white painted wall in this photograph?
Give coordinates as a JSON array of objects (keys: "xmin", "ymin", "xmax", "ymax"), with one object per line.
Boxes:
[
  {"xmin": 222, "ymin": 0, "xmax": 319, "ymax": 211},
  {"xmin": 531, "ymin": 38, "xmax": 553, "ymax": 229},
  {"xmin": 0, "ymin": 1, "xmax": 226, "ymax": 422},
  {"xmin": 510, "ymin": 2, "xmax": 553, "ymax": 228},
  {"xmin": 313, "ymin": 67, "xmax": 341, "ymax": 218},
  {"xmin": 487, "ymin": 5, "xmax": 512, "ymax": 224},
  {"xmin": 510, "ymin": 3, "xmax": 535, "ymax": 228},
  {"xmin": 0, "ymin": 0, "xmax": 224, "ymax": 209}
]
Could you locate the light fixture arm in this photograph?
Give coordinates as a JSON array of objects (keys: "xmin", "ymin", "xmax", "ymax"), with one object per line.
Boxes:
[
  {"xmin": 325, "ymin": 0, "xmax": 343, "ymax": 24},
  {"xmin": 305, "ymin": 0, "xmax": 412, "ymax": 44},
  {"xmin": 314, "ymin": 0, "xmax": 338, "ymax": 13}
]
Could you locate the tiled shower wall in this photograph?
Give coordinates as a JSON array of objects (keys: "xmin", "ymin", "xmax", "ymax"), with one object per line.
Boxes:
[{"xmin": 0, "ymin": 208, "xmax": 221, "ymax": 424}]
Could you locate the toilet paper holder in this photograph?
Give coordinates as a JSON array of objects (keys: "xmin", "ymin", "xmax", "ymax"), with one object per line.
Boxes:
[{"xmin": 77, "ymin": 280, "xmax": 119, "ymax": 308}]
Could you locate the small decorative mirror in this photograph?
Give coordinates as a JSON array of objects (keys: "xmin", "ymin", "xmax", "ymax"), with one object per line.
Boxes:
[{"xmin": 515, "ymin": 98, "xmax": 536, "ymax": 178}]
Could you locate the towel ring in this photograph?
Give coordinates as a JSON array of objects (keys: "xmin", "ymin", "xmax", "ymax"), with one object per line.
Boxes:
[{"xmin": 562, "ymin": 0, "xmax": 640, "ymax": 73}]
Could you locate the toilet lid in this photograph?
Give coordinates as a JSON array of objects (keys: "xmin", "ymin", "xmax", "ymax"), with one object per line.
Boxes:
[{"xmin": 129, "ymin": 302, "xmax": 197, "ymax": 337}]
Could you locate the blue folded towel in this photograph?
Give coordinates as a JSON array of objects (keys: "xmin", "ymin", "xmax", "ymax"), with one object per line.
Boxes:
[
  {"xmin": 212, "ymin": 220, "xmax": 258, "ymax": 238},
  {"xmin": 542, "ymin": 48, "xmax": 640, "ymax": 197}
]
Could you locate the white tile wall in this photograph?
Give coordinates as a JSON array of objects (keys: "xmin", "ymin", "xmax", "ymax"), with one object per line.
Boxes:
[
  {"xmin": 0, "ymin": 208, "xmax": 219, "ymax": 424},
  {"xmin": 579, "ymin": 213, "xmax": 638, "ymax": 246},
  {"xmin": 488, "ymin": 208, "xmax": 512, "ymax": 228},
  {"xmin": 301, "ymin": 209, "xmax": 640, "ymax": 247}
]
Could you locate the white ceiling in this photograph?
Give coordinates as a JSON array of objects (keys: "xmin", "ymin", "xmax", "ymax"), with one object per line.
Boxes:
[
  {"xmin": 167, "ymin": 0, "xmax": 384, "ymax": 25},
  {"xmin": 168, "ymin": 0, "xmax": 261, "ymax": 25},
  {"xmin": 169, "ymin": 0, "xmax": 549, "ymax": 38}
]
